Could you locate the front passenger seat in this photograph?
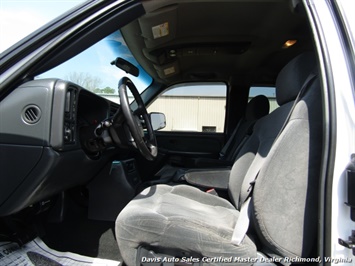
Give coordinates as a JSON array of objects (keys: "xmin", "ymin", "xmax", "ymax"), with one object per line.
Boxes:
[{"xmin": 115, "ymin": 53, "xmax": 323, "ymax": 265}]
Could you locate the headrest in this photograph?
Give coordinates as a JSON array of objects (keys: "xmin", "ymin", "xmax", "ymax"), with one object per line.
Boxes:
[
  {"xmin": 245, "ymin": 95, "xmax": 270, "ymax": 121},
  {"xmin": 276, "ymin": 52, "xmax": 316, "ymax": 105}
]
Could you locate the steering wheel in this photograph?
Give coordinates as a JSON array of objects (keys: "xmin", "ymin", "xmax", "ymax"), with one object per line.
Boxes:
[{"xmin": 118, "ymin": 77, "xmax": 157, "ymax": 161}]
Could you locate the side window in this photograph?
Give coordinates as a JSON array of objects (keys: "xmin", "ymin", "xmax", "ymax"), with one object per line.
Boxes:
[
  {"xmin": 249, "ymin": 86, "xmax": 279, "ymax": 113},
  {"xmin": 147, "ymin": 83, "xmax": 227, "ymax": 132}
]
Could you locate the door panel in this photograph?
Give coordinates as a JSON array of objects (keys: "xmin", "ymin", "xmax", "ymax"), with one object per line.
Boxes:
[
  {"xmin": 154, "ymin": 131, "xmax": 225, "ymax": 169},
  {"xmin": 156, "ymin": 131, "xmax": 224, "ymax": 157},
  {"xmin": 135, "ymin": 131, "xmax": 225, "ymax": 181},
  {"xmin": 141, "ymin": 82, "xmax": 228, "ymax": 179}
]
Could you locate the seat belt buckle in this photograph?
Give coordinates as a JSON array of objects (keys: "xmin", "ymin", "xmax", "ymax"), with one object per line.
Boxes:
[{"xmin": 206, "ymin": 188, "xmax": 218, "ymax": 196}]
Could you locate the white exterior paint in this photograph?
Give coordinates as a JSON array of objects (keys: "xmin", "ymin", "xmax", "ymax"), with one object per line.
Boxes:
[{"xmin": 306, "ymin": 0, "xmax": 355, "ymax": 263}]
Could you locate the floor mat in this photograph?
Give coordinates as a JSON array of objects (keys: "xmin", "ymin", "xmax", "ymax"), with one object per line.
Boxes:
[
  {"xmin": 41, "ymin": 191, "xmax": 122, "ymax": 262},
  {"xmin": 0, "ymin": 237, "xmax": 120, "ymax": 266}
]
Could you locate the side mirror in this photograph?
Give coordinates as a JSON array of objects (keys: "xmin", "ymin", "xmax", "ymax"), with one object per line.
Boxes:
[{"xmin": 150, "ymin": 112, "xmax": 166, "ymax": 131}]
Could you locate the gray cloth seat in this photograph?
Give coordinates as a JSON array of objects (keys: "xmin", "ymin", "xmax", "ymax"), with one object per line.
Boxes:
[
  {"xmin": 116, "ymin": 184, "xmax": 257, "ymax": 265},
  {"xmin": 170, "ymin": 94, "xmax": 270, "ymax": 169},
  {"xmin": 153, "ymin": 95, "xmax": 269, "ymax": 183},
  {"xmin": 116, "ymin": 52, "xmax": 322, "ymax": 265}
]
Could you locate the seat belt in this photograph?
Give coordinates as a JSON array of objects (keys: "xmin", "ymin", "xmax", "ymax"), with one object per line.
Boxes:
[
  {"xmin": 220, "ymin": 119, "xmax": 243, "ymax": 159},
  {"xmin": 228, "ymin": 121, "xmax": 255, "ymax": 162},
  {"xmin": 231, "ymin": 197, "xmax": 253, "ymax": 245},
  {"xmin": 231, "ymin": 73, "xmax": 317, "ymax": 246}
]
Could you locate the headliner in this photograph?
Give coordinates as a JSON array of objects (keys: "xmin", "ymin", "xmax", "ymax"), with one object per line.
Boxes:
[{"xmin": 121, "ymin": 0, "xmax": 312, "ymax": 87}]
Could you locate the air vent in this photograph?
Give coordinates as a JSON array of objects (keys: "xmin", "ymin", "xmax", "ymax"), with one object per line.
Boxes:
[{"xmin": 22, "ymin": 105, "xmax": 42, "ymax": 124}]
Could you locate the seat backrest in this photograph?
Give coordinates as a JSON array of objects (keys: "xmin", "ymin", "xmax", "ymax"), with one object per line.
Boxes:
[
  {"xmin": 188, "ymin": 95, "xmax": 269, "ymax": 168},
  {"xmin": 251, "ymin": 62, "xmax": 322, "ymax": 259},
  {"xmin": 221, "ymin": 95, "xmax": 269, "ymax": 162},
  {"xmin": 228, "ymin": 52, "xmax": 322, "ymax": 258}
]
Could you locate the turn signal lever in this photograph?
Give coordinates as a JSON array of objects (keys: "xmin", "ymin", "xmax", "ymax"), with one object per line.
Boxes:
[{"xmin": 95, "ymin": 119, "xmax": 113, "ymax": 144}]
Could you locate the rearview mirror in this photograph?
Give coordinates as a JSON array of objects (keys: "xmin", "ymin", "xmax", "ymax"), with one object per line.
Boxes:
[
  {"xmin": 111, "ymin": 57, "xmax": 139, "ymax": 77},
  {"xmin": 150, "ymin": 112, "xmax": 166, "ymax": 131}
]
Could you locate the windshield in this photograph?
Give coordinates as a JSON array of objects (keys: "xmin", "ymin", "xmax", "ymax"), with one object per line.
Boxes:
[{"xmin": 37, "ymin": 30, "xmax": 152, "ymax": 103}]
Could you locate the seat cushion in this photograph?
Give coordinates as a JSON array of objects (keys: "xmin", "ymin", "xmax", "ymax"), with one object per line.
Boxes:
[{"xmin": 116, "ymin": 184, "xmax": 257, "ymax": 265}]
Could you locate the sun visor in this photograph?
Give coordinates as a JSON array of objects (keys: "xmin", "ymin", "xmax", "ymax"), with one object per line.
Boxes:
[
  {"xmin": 138, "ymin": 5, "xmax": 178, "ymax": 49},
  {"xmin": 154, "ymin": 61, "xmax": 180, "ymax": 79}
]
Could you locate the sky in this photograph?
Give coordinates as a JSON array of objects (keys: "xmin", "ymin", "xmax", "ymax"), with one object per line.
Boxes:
[{"xmin": 0, "ymin": 0, "xmax": 84, "ymax": 53}]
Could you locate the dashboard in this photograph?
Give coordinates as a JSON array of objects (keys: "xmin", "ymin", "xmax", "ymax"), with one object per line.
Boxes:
[{"xmin": 0, "ymin": 79, "xmax": 121, "ymax": 216}]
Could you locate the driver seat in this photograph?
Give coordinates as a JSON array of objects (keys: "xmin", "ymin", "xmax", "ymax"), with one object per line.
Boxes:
[{"xmin": 115, "ymin": 53, "xmax": 323, "ymax": 265}]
